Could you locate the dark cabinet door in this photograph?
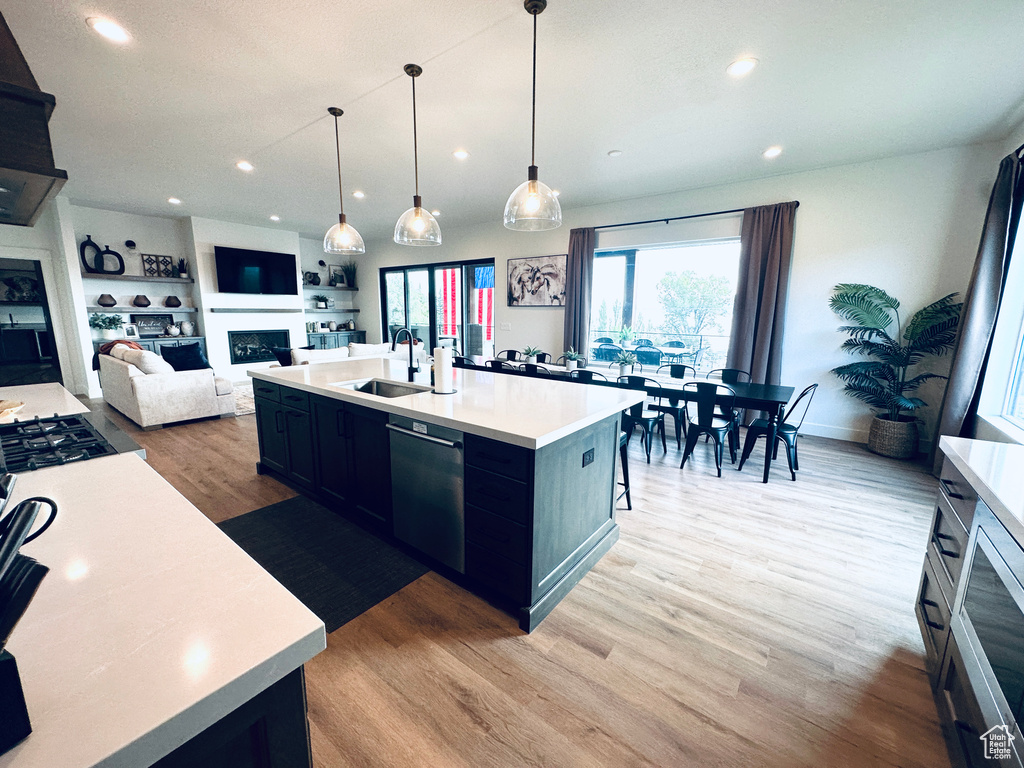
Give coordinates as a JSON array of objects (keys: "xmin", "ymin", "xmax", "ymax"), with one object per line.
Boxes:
[
  {"xmin": 255, "ymin": 399, "xmax": 287, "ymax": 475},
  {"xmin": 1, "ymin": 328, "xmax": 40, "ymax": 361},
  {"xmin": 284, "ymin": 408, "xmax": 316, "ymax": 490},
  {"xmin": 312, "ymin": 396, "xmax": 350, "ymax": 506},
  {"xmin": 347, "ymin": 403, "xmax": 392, "ymax": 525}
]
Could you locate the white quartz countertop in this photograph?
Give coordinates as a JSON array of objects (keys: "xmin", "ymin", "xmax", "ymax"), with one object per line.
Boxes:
[
  {"xmin": 0, "ymin": 383, "xmax": 89, "ymax": 422},
  {"xmin": 0, "ymin": 453, "xmax": 326, "ymax": 768},
  {"xmin": 250, "ymin": 358, "xmax": 644, "ymax": 449},
  {"xmin": 940, "ymin": 436, "xmax": 1024, "ymax": 544}
]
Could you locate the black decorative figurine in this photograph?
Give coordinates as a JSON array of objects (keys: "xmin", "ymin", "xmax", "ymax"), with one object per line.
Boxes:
[
  {"xmin": 80, "ymin": 236, "xmax": 125, "ymax": 275},
  {"xmin": 164, "ymin": 295, "xmax": 181, "ymax": 308},
  {"xmin": 97, "ymin": 294, "xmax": 116, "ymax": 308}
]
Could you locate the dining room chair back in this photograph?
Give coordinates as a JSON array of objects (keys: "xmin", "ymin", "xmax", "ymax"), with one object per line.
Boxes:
[
  {"xmin": 453, "ymin": 355, "xmax": 472, "ymax": 368},
  {"xmin": 535, "ymin": 352, "xmax": 552, "ymax": 363},
  {"xmin": 737, "ymin": 383, "xmax": 818, "ymax": 481},
  {"xmin": 593, "ymin": 336, "xmax": 614, "ymax": 344},
  {"xmin": 486, "ymin": 359, "xmax": 517, "ymax": 371},
  {"xmin": 571, "ymin": 369, "xmax": 607, "ymax": 383},
  {"xmin": 617, "ymin": 375, "xmax": 667, "ymax": 463},
  {"xmin": 520, "ymin": 363, "xmax": 551, "ymax": 375},
  {"xmin": 680, "ymin": 382, "xmax": 738, "ymax": 477},
  {"xmin": 595, "ymin": 343, "xmax": 622, "ymax": 362},
  {"xmin": 635, "ymin": 347, "xmax": 662, "ymax": 367},
  {"xmin": 657, "ymin": 364, "xmax": 695, "ymax": 380},
  {"xmin": 635, "ymin": 338, "xmax": 655, "ymax": 348},
  {"xmin": 496, "ymin": 349, "xmax": 520, "ymax": 361},
  {"xmin": 706, "ymin": 368, "xmax": 751, "ymax": 384}
]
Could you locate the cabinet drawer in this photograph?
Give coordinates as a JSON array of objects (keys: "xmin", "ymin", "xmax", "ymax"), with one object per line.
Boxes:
[
  {"xmin": 465, "ymin": 467, "xmax": 530, "ymax": 525},
  {"xmin": 466, "ymin": 542, "xmax": 528, "ymax": 603},
  {"xmin": 466, "ymin": 504, "xmax": 529, "ymax": 565},
  {"xmin": 941, "ymin": 637, "xmax": 996, "ymax": 768},
  {"xmin": 253, "ymin": 380, "xmax": 280, "ymax": 402},
  {"xmin": 929, "ymin": 494, "xmax": 968, "ymax": 602},
  {"xmin": 279, "ymin": 387, "xmax": 310, "ymax": 412},
  {"xmin": 465, "ymin": 434, "xmax": 532, "ymax": 482},
  {"xmin": 940, "ymin": 457, "xmax": 979, "ymax": 532},
  {"xmin": 916, "ymin": 554, "xmax": 951, "ymax": 679}
]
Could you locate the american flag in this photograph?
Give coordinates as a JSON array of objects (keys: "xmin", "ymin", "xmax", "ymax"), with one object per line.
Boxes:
[{"xmin": 475, "ymin": 266, "xmax": 493, "ymax": 340}]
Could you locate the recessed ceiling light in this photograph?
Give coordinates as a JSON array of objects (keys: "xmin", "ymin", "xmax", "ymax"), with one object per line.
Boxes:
[
  {"xmin": 352, "ymin": 190, "xmax": 365, "ymax": 199},
  {"xmin": 607, "ymin": 150, "xmax": 622, "ymax": 157},
  {"xmin": 726, "ymin": 58, "xmax": 758, "ymax": 77},
  {"xmin": 236, "ymin": 160, "xmax": 254, "ymax": 172},
  {"xmin": 269, "ymin": 215, "xmax": 280, "ymax": 222},
  {"xmin": 762, "ymin": 146, "xmax": 783, "ymax": 159},
  {"xmin": 86, "ymin": 17, "xmax": 130, "ymax": 44},
  {"xmin": 167, "ymin": 197, "xmax": 182, "ymax": 205},
  {"xmin": 431, "ymin": 210, "xmax": 441, "ymax": 216},
  {"xmin": 452, "ymin": 149, "xmax": 469, "ymax": 160}
]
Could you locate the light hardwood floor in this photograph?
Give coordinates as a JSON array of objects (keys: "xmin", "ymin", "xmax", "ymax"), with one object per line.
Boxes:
[{"xmin": 85, "ymin": 400, "xmax": 950, "ymax": 768}]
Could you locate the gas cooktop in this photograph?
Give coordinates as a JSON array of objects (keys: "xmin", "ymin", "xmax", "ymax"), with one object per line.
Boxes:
[{"xmin": 0, "ymin": 415, "xmax": 119, "ymax": 473}]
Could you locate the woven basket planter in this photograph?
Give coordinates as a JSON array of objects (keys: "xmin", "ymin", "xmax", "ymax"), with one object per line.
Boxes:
[{"xmin": 867, "ymin": 415, "xmax": 919, "ymax": 459}]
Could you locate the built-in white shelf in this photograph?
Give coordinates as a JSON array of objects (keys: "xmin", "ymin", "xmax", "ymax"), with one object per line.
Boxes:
[
  {"xmin": 88, "ymin": 306, "xmax": 198, "ymax": 314},
  {"xmin": 306, "ymin": 308, "xmax": 359, "ymax": 314},
  {"xmin": 303, "ymin": 285, "xmax": 357, "ymax": 292},
  {"xmin": 208, "ymin": 308, "xmax": 302, "ymax": 314},
  {"xmin": 81, "ymin": 272, "xmax": 194, "ymax": 284}
]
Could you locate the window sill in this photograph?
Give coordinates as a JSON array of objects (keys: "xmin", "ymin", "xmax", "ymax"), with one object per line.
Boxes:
[{"xmin": 976, "ymin": 414, "xmax": 1024, "ymax": 446}]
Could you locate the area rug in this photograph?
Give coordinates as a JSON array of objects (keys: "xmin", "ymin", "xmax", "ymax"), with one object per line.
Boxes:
[
  {"xmin": 217, "ymin": 496, "xmax": 429, "ymax": 633},
  {"xmin": 233, "ymin": 383, "xmax": 255, "ymax": 416}
]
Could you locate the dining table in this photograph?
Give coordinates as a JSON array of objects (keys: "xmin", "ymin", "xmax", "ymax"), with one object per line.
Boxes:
[{"xmin": 473, "ymin": 357, "xmax": 795, "ymax": 483}]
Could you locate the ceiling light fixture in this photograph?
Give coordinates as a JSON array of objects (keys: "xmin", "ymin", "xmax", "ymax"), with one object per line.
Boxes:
[
  {"xmin": 352, "ymin": 190, "xmax": 365, "ymax": 199},
  {"xmin": 86, "ymin": 17, "xmax": 130, "ymax": 44},
  {"xmin": 236, "ymin": 160, "xmax": 254, "ymax": 172},
  {"xmin": 394, "ymin": 64, "xmax": 441, "ymax": 247},
  {"xmin": 726, "ymin": 58, "xmax": 758, "ymax": 77},
  {"xmin": 269, "ymin": 215, "xmax": 280, "ymax": 222},
  {"xmin": 503, "ymin": 0, "xmax": 561, "ymax": 231},
  {"xmin": 453, "ymin": 149, "xmax": 469, "ymax": 160},
  {"xmin": 167, "ymin": 197, "xmax": 181, "ymax": 205},
  {"xmin": 323, "ymin": 107, "xmax": 365, "ymax": 255},
  {"xmin": 607, "ymin": 150, "xmax": 622, "ymax": 157},
  {"xmin": 762, "ymin": 145, "xmax": 783, "ymax": 159}
]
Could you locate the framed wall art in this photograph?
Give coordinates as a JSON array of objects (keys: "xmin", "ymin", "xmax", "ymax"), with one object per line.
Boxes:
[
  {"xmin": 506, "ymin": 254, "xmax": 567, "ymax": 306},
  {"xmin": 131, "ymin": 313, "xmax": 173, "ymax": 337}
]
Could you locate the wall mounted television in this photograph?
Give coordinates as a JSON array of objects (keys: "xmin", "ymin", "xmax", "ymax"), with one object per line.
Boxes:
[{"xmin": 214, "ymin": 246, "xmax": 298, "ymax": 295}]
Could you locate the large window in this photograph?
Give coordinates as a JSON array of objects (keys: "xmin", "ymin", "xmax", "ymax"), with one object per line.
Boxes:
[
  {"xmin": 589, "ymin": 239, "xmax": 741, "ymax": 370},
  {"xmin": 380, "ymin": 259, "xmax": 494, "ymax": 357},
  {"xmin": 1004, "ymin": 329, "xmax": 1024, "ymax": 427}
]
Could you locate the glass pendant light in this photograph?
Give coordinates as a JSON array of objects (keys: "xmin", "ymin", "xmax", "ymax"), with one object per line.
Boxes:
[
  {"xmin": 504, "ymin": 0, "xmax": 561, "ymax": 231},
  {"xmin": 395, "ymin": 64, "xmax": 441, "ymax": 246},
  {"xmin": 323, "ymin": 107, "xmax": 365, "ymax": 255}
]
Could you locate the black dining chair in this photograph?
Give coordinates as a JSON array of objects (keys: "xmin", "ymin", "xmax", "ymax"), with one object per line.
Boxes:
[
  {"xmin": 571, "ymin": 369, "xmax": 607, "ymax": 383},
  {"xmin": 453, "ymin": 355, "xmax": 473, "ymax": 368},
  {"xmin": 496, "ymin": 349, "xmax": 520, "ymax": 361},
  {"xmin": 680, "ymin": 382, "xmax": 738, "ymax": 477},
  {"xmin": 635, "ymin": 347, "xmax": 662, "ymax": 368},
  {"xmin": 738, "ymin": 384, "xmax": 818, "ymax": 481},
  {"xmin": 663, "ymin": 340, "xmax": 686, "ymax": 362},
  {"xmin": 635, "ymin": 338, "xmax": 655, "ymax": 348},
  {"xmin": 617, "ymin": 430, "xmax": 632, "ymax": 510},
  {"xmin": 535, "ymin": 352, "xmax": 552, "ymax": 363},
  {"xmin": 486, "ymin": 359, "xmax": 517, "ymax": 371},
  {"xmin": 593, "ymin": 336, "xmax": 614, "ymax": 344},
  {"xmin": 617, "ymin": 376, "xmax": 667, "ymax": 464},
  {"xmin": 595, "ymin": 343, "xmax": 622, "ymax": 362},
  {"xmin": 706, "ymin": 368, "xmax": 751, "ymax": 384},
  {"xmin": 653, "ymin": 364, "xmax": 696, "ymax": 448},
  {"xmin": 520, "ymin": 363, "xmax": 551, "ymax": 375}
]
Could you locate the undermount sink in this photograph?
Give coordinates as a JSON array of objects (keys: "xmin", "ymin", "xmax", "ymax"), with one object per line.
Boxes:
[{"xmin": 334, "ymin": 378, "xmax": 431, "ymax": 398}]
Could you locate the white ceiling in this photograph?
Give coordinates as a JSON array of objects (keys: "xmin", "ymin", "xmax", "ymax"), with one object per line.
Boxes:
[{"xmin": 5, "ymin": 0, "xmax": 1024, "ymax": 242}]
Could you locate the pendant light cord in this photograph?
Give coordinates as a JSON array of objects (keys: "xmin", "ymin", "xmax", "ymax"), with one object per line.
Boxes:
[
  {"xmin": 333, "ymin": 114, "xmax": 345, "ymax": 217},
  {"xmin": 412, "ymin": 75, "xmax": 420, "ymax": 198},
  {"xmin": 531, "ymin": 12, "xmax": 537, "ymax": 167}
]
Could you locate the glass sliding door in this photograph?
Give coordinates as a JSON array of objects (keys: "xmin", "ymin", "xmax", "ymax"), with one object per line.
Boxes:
[
  {"xmin": 384, "ymin": 272, "xmax": 406, "ymax": 344},
  {"xmin": 406, "ymin": 269, "xmax": 430, "ymax": 345},
  {"xmin": 434, "ymin": 267, "xmax": 462, "ymax": 353},
  {"xmin": 464, "ymin": 264, "xmax": 494, "ymax": 358}
]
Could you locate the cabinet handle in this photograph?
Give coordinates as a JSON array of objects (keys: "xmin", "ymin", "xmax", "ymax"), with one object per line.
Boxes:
[
  {"xmin": 940, "ymin": 478, "xmax": 965, "ymax": 500},
  {"xmin": 954, "ymin": 719, "xmax": 977, "ymax": 736},
  {"xmin": 285, "ymin": 394, "xmax": 302, "ymax": 402},
  {"xmin": 275, "ymin": 411, "xmax": 284, "ymax": 433},
  {"xmin": 475, "ymin": 485, "xmax": 510, "ymax": 501},
  {"xmin": 336, "ymin": 409, "xmax": 345, "ymax": 438},
  {"xmin": 920, "ymin": 600, "xmax": 945, "ymax": 632},
  {"xmin": 932, "ymin": 532, "xmax": 959, "ymax": 559}
]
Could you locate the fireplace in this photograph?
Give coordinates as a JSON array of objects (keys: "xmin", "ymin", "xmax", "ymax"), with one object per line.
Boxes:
[{"xmin": 228, "ymin": 330, "xmax": 289, "ymax": 365}]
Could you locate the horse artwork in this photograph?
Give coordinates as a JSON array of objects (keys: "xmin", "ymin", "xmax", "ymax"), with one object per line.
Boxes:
[{"xmin": 506, "ymin": 254, "xmax": 567, "ymax": 306}]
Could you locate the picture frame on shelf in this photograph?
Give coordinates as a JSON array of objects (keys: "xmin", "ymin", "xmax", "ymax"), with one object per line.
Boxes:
[
  {"xmin": 141, "ymin": 254, "xmax": 174, "ymax": 277},
  {"xmin": 122, "ymin": 323, "xmax": 139, "ymax": 339},
  {"xmin": 131, "ymin": 313, "xmax": 173, "ymax": 337},
  {"xmin": 328, "ymin": 264, "xmax": 346, "ymax": 288}
]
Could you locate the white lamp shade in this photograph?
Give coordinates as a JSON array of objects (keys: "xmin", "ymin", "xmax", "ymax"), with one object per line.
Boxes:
[
  {"xmin": 394, "ymin": 205, "xmax": 442, "ymax": 246},
  {"xmin": 503, "ymin": 177, "xmax": 562, "ymax": 231},
  {"xmin": 323, "ymin": 220, "xmax": 365, "ymax": 255}
]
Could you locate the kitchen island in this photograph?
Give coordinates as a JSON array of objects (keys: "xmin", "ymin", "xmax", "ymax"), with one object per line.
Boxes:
[
  {"xmin": 250, "ymin": 357, "xmax": 643, "ymax": 631},
  {"xmin": 0, "ymin": 384, "xmax": 326, "ymax": 767}
]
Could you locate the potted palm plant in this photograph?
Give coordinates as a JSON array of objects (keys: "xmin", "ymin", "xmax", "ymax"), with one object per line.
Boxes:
[
  {"xmin": 523, "ymin": 346, "xmax": 542, "ymax": 364},
  {"xmin": 615, "ymin": 351, "xmax": 638, "ymax": 379},
  {"xmin": 563, "ymin": 348, "xmax": 582, "ymax": 371},
  {"xmin": 829, "ymin": 284, "xmax": 961, "ymax": 459}
]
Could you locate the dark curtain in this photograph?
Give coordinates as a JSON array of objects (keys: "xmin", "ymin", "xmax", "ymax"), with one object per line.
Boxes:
[
  {"xmin": 726, "ymin": 201, "xmax": 799, "ymax": 385},
  {"xmin": 930, "ymin": 152, "xmax": 1023, "ymax": 473},
  {"xmin": 562, "ymin": 227, "xmax": 595, "ymax": 355}
]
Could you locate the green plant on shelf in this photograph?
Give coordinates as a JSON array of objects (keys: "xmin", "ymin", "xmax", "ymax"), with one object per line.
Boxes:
[
  {"xmin": 89, "ymin": 313, "xmax": 123, "ymax": 329},
  {"xmin": 311, "ymin": 294, "xmax": 329, "ymax": 309},
  {"xmin": 340, "ymin": 261, "xmax": 357, "ymax": 289}
]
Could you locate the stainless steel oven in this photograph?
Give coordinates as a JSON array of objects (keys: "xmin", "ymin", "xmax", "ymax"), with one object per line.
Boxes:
[{"xmin": 952, "ymin": 499, "xmax": 1024, "ymax": 766}]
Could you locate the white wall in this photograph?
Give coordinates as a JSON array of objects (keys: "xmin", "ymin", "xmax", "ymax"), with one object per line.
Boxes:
[{"xmin": 357, "ymin": 142, "xmax": 1001, "ymax": 447}]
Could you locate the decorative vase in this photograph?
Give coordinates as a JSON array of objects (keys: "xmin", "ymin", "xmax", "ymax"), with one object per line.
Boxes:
[
  {"xmin": 565, "ymin": 359, "xmax": 577, "ymax": 372},
  {"xmin": 618, "ymin": 363, "xmax": 629, "ymax": 379},
  {"xmin": 100, "ymin": 329, "xmax": 120, "ymax": 341},
  {"xmin": 316, "ymin": 301, "xmax": 327, "ymax": 309},
  {"xmin": 164, "ymin": 295, "xmax": 181, "ymax": 308},
  {"xmin": 867, "ymin": 415, "xmax": 919, "ymax": 459},
  {"xmin": 527, "ymin": 355, "xmax": 538, "ymax": 364},
  {"xmin": 97, "ymin": 294, "xmax": 116, "ymax": 307},
  {"xmin": 178, "ymin": 320, "xmax": 195, "ymax": 337},
  {"xmin": 132, "ymin": 294, "xmax": 151, "ymax": 308},
  {"xmin": 164, "ymin": 324, "xmax": 180, "ymax": 337}
]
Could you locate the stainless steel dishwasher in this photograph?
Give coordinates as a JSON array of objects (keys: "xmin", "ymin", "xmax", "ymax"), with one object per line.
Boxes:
[{"xmin": 387, "ymin": 415, "xmax": 465, "ymax": 573}]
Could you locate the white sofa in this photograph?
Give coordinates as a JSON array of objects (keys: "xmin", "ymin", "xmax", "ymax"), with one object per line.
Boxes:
[
  {"xmin": 99, "ymin": 351, "xmax": 235, "ymax": 429},
  {"xmin": 289, "ymin": 341, "xmax": 424, "ymax": 366}
]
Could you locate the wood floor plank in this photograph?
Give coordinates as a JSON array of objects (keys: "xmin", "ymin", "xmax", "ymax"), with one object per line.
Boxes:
[{"xmin": 83, "ymin": 402, "xmax": 951, "ymax": 767}]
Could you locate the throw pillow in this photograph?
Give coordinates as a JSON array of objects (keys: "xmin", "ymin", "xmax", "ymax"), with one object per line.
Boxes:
[
  {"xmin": 348, "ymin": 342, "xmax": 393, "ymax": 357},
  {"xmin": 120, "ymin": 348, "xmax": 175, "ymax": 375},
  {"xmin": 272, "ymin": 345, "xmax": 313, "ymax": 367},
  {"xmin": 160, "ymin": 342, "xmax": 211, "ymax": 372}
]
